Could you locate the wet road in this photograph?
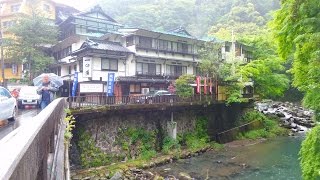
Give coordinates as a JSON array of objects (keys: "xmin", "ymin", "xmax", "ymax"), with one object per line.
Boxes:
[{"xmin": 0, "ymin": 109, "xmax": 39, "ymax": 140}]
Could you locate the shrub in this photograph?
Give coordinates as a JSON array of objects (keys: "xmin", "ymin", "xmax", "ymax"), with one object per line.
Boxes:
[
  {"xmin": 162, "ymin": 136, "xmax": 181, "ymax": 154},
  {"xmin": 175, "ymin": 74, "xmax": 195, "ymax": 98}
]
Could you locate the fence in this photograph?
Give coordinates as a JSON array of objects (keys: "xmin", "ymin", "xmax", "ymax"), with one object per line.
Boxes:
[{"xmin": 68, "ymin": 94, "xmax": 216, "ymax": 108}]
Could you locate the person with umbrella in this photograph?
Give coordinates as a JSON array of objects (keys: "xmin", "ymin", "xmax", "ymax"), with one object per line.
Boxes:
[{"xmin": 35, "ymin": 74, "xmax": 61, "ymax": 110}]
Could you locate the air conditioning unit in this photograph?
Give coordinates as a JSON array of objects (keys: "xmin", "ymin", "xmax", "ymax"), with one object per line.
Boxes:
[{"xmin": 141, "ymin": 88, "xmax": 150, "ymax": 95}]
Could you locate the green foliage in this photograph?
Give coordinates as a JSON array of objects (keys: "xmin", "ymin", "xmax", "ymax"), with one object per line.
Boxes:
[
  {"xmin": 178, "ymin": 117, "xmax": 210, "ymax": 150},
  {"xmin": 6, "ymin": 12, "xmax": 58, "ymax": 81},
  {"xmin": 237, "ymin": 110, "xmax": 288, "ymax": 140},
  {"xmin": 299, "ymin": 125, "xmax": 320, "ymax": 180},
  {"xmin": 175, "ymin": 74, "xmax": 195, "ymax": 98},
  {"xmin": 99, "ymin": 0, "xmax": 279, "ymax": 37},
  {"xmin": 162, "ymin": 136, "xmax": 181, "ymax": 154},
  {"xmin": 116, "ymin": 127, "xmax": 156, "ymax": 160},
  {"xmin": 77, "ymin": 129, "xmax": 112, "ymax": 168},
  {"xmin": 64, "ymin": 113, "xmax": 76, "ymax": 141}
]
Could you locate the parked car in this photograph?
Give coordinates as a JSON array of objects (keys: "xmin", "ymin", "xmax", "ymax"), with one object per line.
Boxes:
[
  {"xmin": 0, "ymin": 86, "xmax": 17, "ymax": 121},
  {"xmin": 137, "ymin": 90, "xmax": 173, "ymax": 104},
  {"xmin": 17, "ymin": 86, "xmax": 41, "ymax": 109}
]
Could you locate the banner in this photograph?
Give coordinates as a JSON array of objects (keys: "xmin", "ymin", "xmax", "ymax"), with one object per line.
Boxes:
[
  {"xmin": 71, "ymin": 72, "xmax": 78, "ymax": 97},
  {"xmin": 83, "ymin": 57, "xmax": 92, "ymax": 78},
  {"xmin": 196, "ymin": 76, "xmax": 201, "ymax": 94},
  {"xmin": 107, "ymin": 73, "xmax": 115, "ymax": 96},
  {"xmin": 209, "ymin": 78, "xmax": 213, "ymax": 94}
]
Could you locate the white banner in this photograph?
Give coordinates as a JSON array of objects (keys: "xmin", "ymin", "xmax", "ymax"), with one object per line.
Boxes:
[
  {"xmin": 83, "ymin": 57, "xmax": 92, "ymax": 78},
  {"xmin": 80, "ymin": 83, "xmax": 104, "ymax": 93}
]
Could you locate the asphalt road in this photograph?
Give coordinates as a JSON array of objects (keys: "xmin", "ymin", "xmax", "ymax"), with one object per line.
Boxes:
[{"xmin": 0, "ymin": 108, "xmax": 39, "ymax": 140}]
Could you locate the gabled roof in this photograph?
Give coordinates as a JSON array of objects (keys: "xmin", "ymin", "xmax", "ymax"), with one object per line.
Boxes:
[
  {"xmin": 168, "ymin": 26, "xmax": 193, "ymax": 37},
  {"xmin": 75, "ymin": 5, "xmax": 117, "ymax": 23},
  {"xmin": 71, "ymin": 39, "xmax": 132, "ymax": 55}
]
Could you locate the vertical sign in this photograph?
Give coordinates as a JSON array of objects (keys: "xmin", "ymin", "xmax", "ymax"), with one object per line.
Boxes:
[
  {"xmin": 72, "ymin": 72, "xmax": 78, "ymax": 97},
  {"xmin": 196, "ymin": 76, "xmax": 201, "ymax": 94},
  {"xmin": 204, "ymin": 77, "xmax": 207, "ymax": 95},
  {"xmin": 107, "ymin": 73, "xmax": 115, "ymax": 96},
  {"xmin": 209, "ymin": 78, "xmax": 213, "ymax": 94},
  {"xmin": 83, "ymin": 57, "xmax": 92, "ymax": 78}
]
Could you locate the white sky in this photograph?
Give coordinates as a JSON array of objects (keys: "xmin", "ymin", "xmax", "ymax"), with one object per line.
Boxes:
[{"xmin": 54, "ymin": 0, "xmax": 98, "ymax": 11}]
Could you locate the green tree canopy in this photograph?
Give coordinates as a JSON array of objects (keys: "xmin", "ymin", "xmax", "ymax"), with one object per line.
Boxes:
[{"xmin": 7, "ymin": 13, "xmax": 58, "ymax": 81}]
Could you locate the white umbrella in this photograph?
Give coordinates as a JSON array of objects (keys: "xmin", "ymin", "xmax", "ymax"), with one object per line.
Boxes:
[{"xmin": 33, "ymin": 73, "xmax": 63, "ymax": 87}]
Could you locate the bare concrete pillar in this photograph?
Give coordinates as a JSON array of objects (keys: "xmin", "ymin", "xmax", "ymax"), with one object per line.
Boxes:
[{"xmin": 167, "ymin": 112, "xmax": 177, "ymax": 139}]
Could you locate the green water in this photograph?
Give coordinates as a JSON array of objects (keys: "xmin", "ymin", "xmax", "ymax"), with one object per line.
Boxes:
[{"xmin": 151, "ymin": 136, "xmax": 304, "ymax": 179}]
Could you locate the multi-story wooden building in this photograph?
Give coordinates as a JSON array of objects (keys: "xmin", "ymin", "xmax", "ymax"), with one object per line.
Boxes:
[{"xmin": 51, "ymin": 5, "xmax": 254, "ymax": 98}]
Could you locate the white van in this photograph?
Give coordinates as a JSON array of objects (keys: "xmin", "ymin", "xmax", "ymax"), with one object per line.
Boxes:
[{"xmin": 17, "ymin": 86, "xmax": 41, "ymax": 109}]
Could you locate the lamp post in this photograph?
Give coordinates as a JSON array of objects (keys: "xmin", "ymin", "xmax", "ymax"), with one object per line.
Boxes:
[{"xmin": 0, "ymin": 19, "xmax": 6, "ymax": 88}]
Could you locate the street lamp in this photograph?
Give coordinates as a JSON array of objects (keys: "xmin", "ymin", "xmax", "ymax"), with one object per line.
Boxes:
[{"xmin": 0, "ymin": 18, "xmax": 6, "ymax": 88}]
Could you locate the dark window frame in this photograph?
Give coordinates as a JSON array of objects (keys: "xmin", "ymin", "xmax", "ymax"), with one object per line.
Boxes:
[{"xmin": 101, "ymin": 58, "xmax": 118, "ymax": 71}]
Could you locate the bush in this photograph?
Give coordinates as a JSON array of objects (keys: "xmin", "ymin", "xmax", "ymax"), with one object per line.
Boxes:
[
  {"xmin": 299, "ymin": 126, "xmax": 320, "ymax": 180},
  {"xmin": 238, "ymin": 110, "xmax": 269, "ymax": 125},
  {"xmin": 162, "ymin": 136, "xmax": 181, "ymax": 154},
  {"xmin": 77, "ymin": 129, "xmax": 112, "ymax": 168},
  {"xmin": 175, "ymin": 74, "xmax": 195, "ymax": 98}
]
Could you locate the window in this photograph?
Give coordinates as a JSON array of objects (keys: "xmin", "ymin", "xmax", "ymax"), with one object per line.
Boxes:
[
  {"xmin": 12, "ymin": 64, "xmax": 18, "ymax": 74},
  {"xmin": 74, "ymin": 64, "xmax": 77, "ymax": 72},
  {"xmin": 101, "ymin": 58, "xmax": 118, "ymax": 71},
  {"xmin": 126, "ymin": 36, "xmax": 134, "ymax": 46},
  {"xmin": 136, "ymin": 62, "xmax": 161, "ymax": 75},
  {"xmin": 166, "ymin": 65, "xmax": 187, "ymax": 77},
  {"xmin": 130, "ymin": 84, "xmax": 141, "ymax": 93},
  {"xmin": 0, "ymin": 88, "xmax": 12, "ymax": 98},
  {"xmin": 139, "ymin": 37, "xmax": 152, "ymax": 48},
  {"xmin": 57, "ymin": 67, "xmax": 61, "ymax": 76},
  {"xmin": 177, "ymin": 43, "xmax": 188, "ymax": 53},
  {"xmin": 68, "ymin": 66, "xmax": 72, "ymax": 74},
  {"xmin": 159, "ymin": 40, "xmax": 168, "ymax": 50},
  {"xmin": 43, "ymin": 4, "xmax": 50, "ymax": 12},
  {"xmin": 172, "ymin": 42, "xmax": 177, "ymax": 52},
  {"xmin": 11, "ymin": 4, "xmax": 20, "ymax": 12},
  {"xmin": 225, "ymin": 46, "xmax": 230, "ymax": 52},
  {"xmin": 2, "ymin": 21, "xmax": 15, "ymax": 28}
]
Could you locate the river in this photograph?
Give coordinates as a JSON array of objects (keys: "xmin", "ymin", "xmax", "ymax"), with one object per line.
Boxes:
[{"xmin": 151, "ymin": 135, "xmax": 304, "ymax": 180}]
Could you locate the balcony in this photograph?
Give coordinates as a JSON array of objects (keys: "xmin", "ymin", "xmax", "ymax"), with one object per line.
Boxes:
[{"xmin": 136, "ymin": 44, "xmax": 197, "ymax": 56}]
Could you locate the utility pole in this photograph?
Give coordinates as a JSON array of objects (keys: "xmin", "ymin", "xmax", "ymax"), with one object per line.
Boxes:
[{"xmin": 0, "ymin": 18, "xmax": 6, "ymax": 88}]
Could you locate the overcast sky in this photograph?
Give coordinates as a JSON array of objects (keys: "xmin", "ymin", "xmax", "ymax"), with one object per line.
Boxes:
[{"xmin": 54, "ymin": 0, "xmax": 98, "ymax": 10}]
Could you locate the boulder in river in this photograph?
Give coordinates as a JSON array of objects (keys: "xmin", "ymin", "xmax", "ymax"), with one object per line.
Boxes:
[{"xmin": 179, "ymin": 172, "xmax": 193, "ymax": 180}]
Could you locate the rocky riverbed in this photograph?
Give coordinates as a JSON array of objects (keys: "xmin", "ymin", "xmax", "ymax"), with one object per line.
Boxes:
[{"xmin": 255, "ymin": 101, "xmax": 316, "ymax": 135}]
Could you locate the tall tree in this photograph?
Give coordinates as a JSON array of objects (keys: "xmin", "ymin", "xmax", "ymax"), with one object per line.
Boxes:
[
  {"xmin": 7, "ymin": 13, "xmax": 58, "ymax": 82},
  {"xmin": 272, "ymin": 0, "xmax": 320, "ymax": 179}
]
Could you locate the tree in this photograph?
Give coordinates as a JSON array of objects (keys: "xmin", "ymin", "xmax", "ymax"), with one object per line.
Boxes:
[
  {"xmin": 240, "ymin": 33, "xmax": 289, "ymax": 99},
  {"xmin": 272, "ymin": 0, "xmax": 320, "ymax": 179},
  {"xmin": 299, "ymin": 125, "xmax": 320, "ymax": 179},
  {"xmin": 175, "ymin": 74, "xmax": 195, "ymax": 98},
  {"xmin": 271, "ymin": 0, "xmax": 320, "ymax": 119},
  {"xmin": 7, "ymin": 13, "xmax": 58, "ymax": 82}
]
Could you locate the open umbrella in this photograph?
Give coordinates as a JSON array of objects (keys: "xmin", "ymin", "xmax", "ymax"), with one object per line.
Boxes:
[{"xmin": 33, "ymin": 73, "xmax": 64, "ymax": 88}]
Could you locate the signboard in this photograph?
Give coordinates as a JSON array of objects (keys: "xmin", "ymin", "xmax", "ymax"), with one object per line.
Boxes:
[
  {"xmin": 83, "ymin": 57, "xmax": 92, "ymax": 78},
  {"xmin": 196, "ymin": 76, "xmax": 201, "ymax": 94},
  {"xmin": 71, "ymin": 72, "xmax": 78, "ymax": 97},
  {"xmin": 80, "ymin": 83, "xmax": 103, "ymax": 93},
  {"xmin": 107, "ymin": 73, "xmax": 115, "ymax": 96}
]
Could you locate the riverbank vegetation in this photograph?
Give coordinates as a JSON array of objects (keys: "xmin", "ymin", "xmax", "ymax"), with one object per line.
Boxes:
[
  {"xmin": 237, "ymin": 110, "xmax": 288, "ymax": 140},
  {"xmin": 73, "ymin": 117, "xmax": 223, "ymax": 178}
]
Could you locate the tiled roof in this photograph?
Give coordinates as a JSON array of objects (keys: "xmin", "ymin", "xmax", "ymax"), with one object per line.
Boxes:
[{"xmin": 71, "ymin": 39, "xmax": 132, "ymax": 55}]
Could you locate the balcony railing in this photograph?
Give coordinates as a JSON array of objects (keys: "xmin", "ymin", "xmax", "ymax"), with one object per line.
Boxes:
[
  {"xmin": 136, "ymin": 71, "xmax": 163, "ymax": 77},
  {"xmin": 136, "ymin": 44, "xmax": 197, "ymax": 55}
]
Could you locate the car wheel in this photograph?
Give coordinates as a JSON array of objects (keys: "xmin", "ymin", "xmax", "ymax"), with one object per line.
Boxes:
[{"xmin": 8, "ymin": 107, "xmax": 18, "ymax": 121}]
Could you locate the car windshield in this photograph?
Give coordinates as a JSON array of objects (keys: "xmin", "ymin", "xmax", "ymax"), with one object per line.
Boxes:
[
  {"xmin": 20, "ymin": 87, "xmax": 38, "ymax": 95},
  {"xmin": 0, "ymin": 88, "xmax": 10, "ymax": 98}
]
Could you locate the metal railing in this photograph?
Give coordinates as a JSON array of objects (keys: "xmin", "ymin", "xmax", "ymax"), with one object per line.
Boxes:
[
  {"xmin": 68, "ymin": 94, "xmax": 216, "ymax": 108},
  {"xmin": 0, "ymin": 98, "xmax": 67, "ymax": 180}
]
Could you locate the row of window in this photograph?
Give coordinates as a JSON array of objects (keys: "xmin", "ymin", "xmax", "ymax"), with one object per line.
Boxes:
[
  {"xmin": 136, "ymin": 62, "xmax": 187, "ymax": 76},
  {"xmin": 3, "ymin": 3, "xmax": 50, "ymax": 13},
  {"xmin": 129, "ymin": 36, "xmax": 194, "ymax": 54},
  {"xmin": 2, "ymin": 21, "xmax": 16, "ymax": 28}
]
